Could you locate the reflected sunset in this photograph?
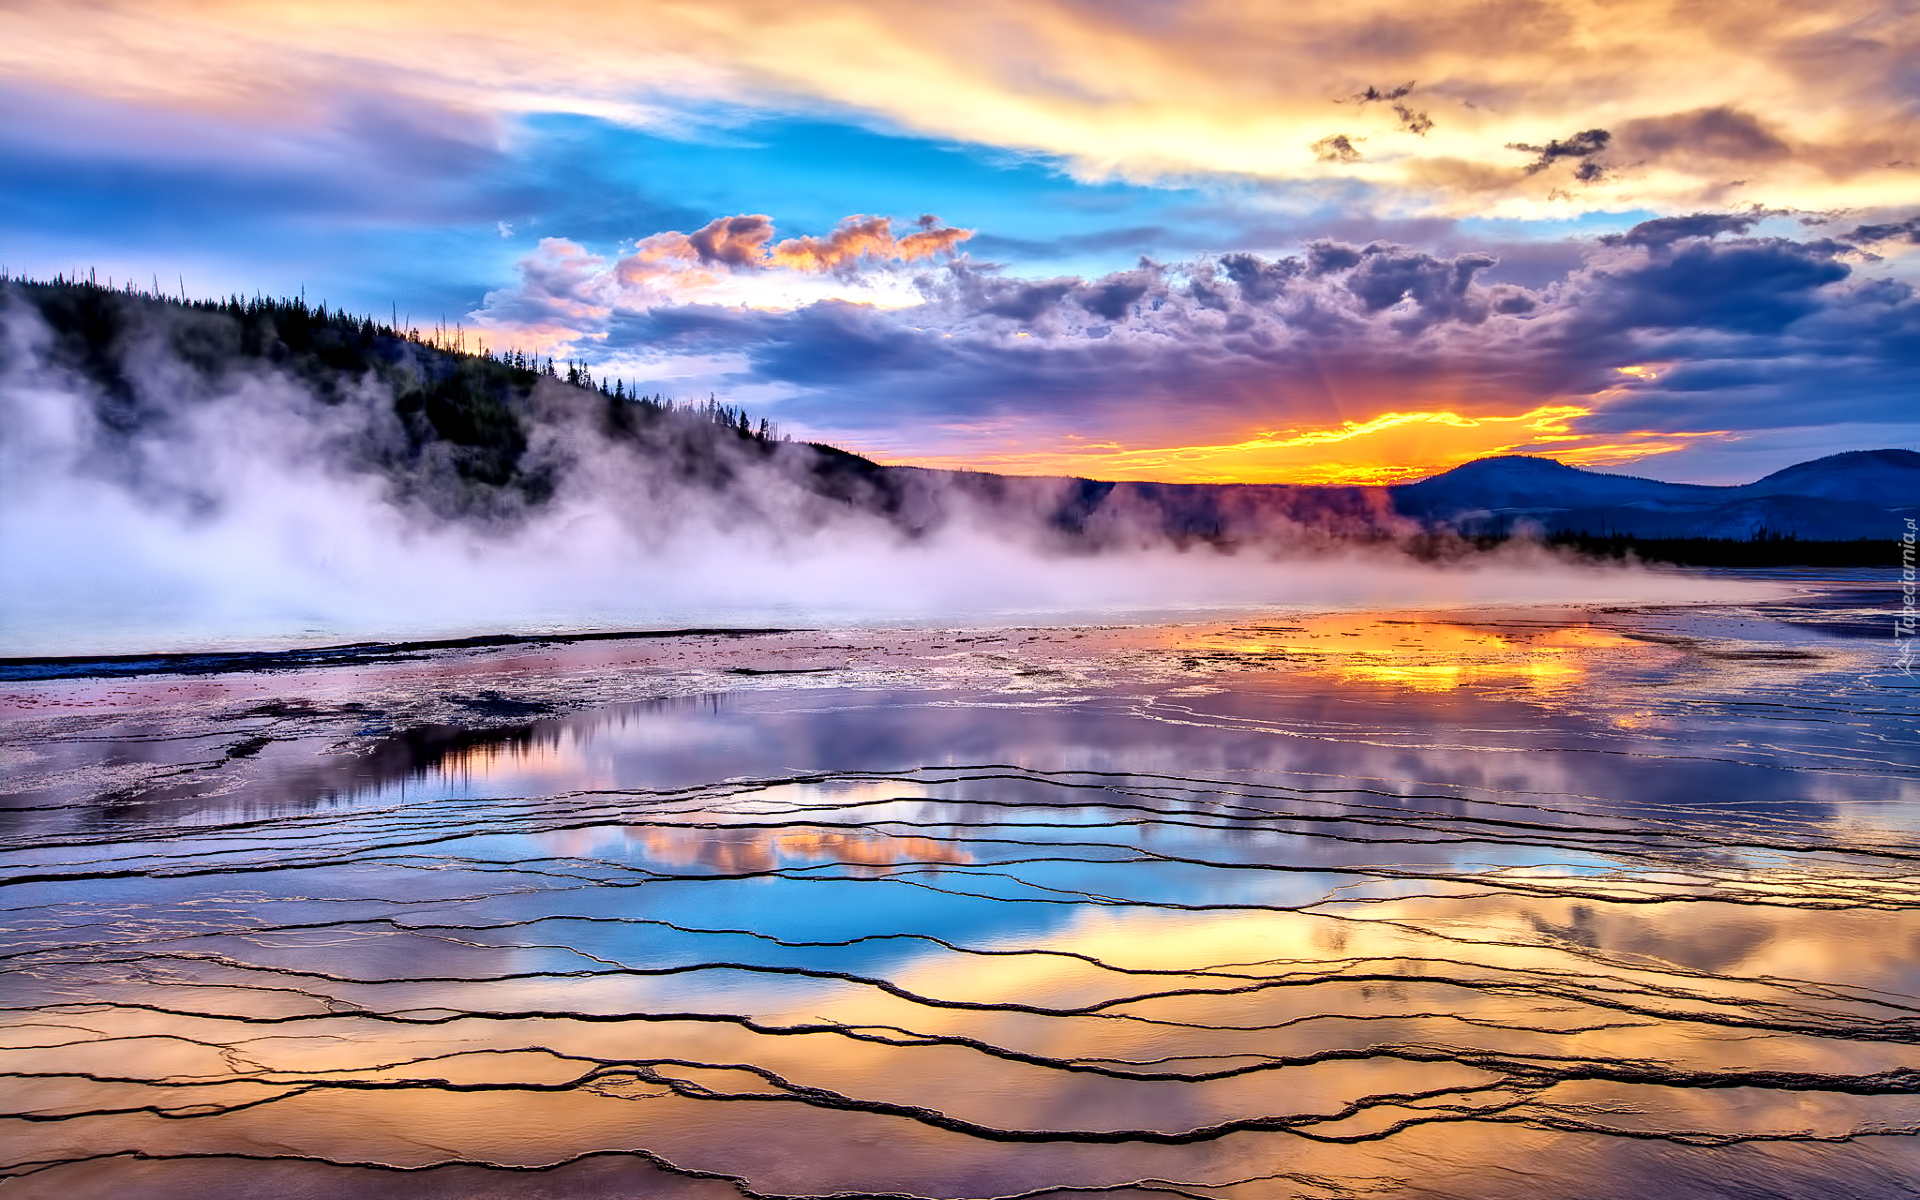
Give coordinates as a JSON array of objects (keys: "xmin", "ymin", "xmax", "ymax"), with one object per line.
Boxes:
[{"xmin": 1173, "ymin": 614, "xmax": 1640, "ymax": 692}]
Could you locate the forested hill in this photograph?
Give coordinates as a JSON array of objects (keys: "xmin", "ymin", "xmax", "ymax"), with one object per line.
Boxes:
[
  {"xmin": 0, "ymin": 276, "xmax": 1398, "ymax": 550},
  {"xmin": 5, "ymin": 275, "xmax": 799, "ymax": 520}
]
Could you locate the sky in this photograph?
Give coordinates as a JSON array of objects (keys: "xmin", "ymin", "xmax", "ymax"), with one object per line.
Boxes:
[{"xmin": 3, "ymin": 0, "xmax": 1917, "ymax": 485}]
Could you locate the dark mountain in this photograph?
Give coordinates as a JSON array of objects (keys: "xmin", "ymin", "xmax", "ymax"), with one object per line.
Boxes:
[
  {"xmin": 1390, "ymin": 451, "xmax": 1918, "ymax": 540},
  {"xmin": 1390, "ymin": 455, "xmax": 1718, "ymax": 515},
  {"xmin": 1733, "ymin": 449, "xmax": 1920, "ymax": 504}
]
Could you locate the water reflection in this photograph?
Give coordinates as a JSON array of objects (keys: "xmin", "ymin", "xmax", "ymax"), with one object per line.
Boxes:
[
  {"xmin": 1172, "ymin": 613, "xmax": 1640, "ymax": 692},
  {"xmin": 3, "ymin": 598, "xmax": 1918, "ymax": 1198},
  {"xmin": 541, "ymin": 822, "xmax": 973, "ymax": 874}
]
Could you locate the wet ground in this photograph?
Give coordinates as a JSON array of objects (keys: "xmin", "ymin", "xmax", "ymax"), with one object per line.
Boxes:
[{"xmin": 2, "ymin": 580, "xmax": 1917, "ymax": 1198}]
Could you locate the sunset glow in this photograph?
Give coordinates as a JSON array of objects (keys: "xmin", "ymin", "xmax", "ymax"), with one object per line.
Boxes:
[
  {"xmin": 886, "ymin": 405, "xmax": 1727, "ymax": 485},
  {"xmin": 3, "ymin": 0, "xmax": 1912, "ymax": 485}
]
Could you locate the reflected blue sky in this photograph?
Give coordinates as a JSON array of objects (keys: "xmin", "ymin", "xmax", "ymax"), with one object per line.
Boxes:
[{"xmin": 5, "ymin": 598, "xmax": 1919, "ymax": 1195}]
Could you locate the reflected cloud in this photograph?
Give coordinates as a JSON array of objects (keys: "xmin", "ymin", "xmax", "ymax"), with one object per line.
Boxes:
[
  {"xmin": 11, "ymin": 883, "xmax": 1917, "ymax": 1197},
  {"xmin": 615, "ymin": 823, "xmax": 971, "ymax": 874},
  {"xmin": 4, "ymin": 597, "xmax": 1917, "ymax": 1195}
]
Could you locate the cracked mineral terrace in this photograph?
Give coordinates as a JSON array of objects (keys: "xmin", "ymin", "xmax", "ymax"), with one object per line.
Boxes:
[{"xmin": 2, "ymin": 579, "xmax": 1917, "ymax": 1199}]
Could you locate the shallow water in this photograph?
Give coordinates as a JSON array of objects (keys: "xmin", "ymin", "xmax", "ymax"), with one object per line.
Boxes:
[{"xmin": 3, "ymin": 585, "xmax": 1918, "ymax": 1198}]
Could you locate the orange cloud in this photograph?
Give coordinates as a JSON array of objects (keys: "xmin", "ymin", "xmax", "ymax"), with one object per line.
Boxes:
[
  {"xmin": 478, "ymin": 213, "xmax": 971, "ymax": 341},
  {"xmin": 688, "ymin": 214, "xmax": 778, "ymax": 266},
  {"xmin": 615, "ymin": 214, "xmax": 971, "ymax": 283},
  {"xmin": 769, "ymin": 215, "xmax": 974, "ymax": 272},
  {"xmin": 880, "ymin": 404, "xmax": 1731, "ymax": 485},
  {"xmin": 4, "ymin": 0, "xmax": 1915, "ymax": 214}
]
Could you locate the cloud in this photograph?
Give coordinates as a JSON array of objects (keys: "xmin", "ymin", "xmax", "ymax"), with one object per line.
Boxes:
[
  {"xmin": 688, "ymin": 214, "xmax": 777, "ymax": 267},
  {"xmin": 1350, "ymin": 83, "xmax": 1418, "ymax": 104},
  {"xmin": 1076, "ymin": 277, "xmax": 1151, "ymax": 321},
  {"xmin": 516, "ymin": 212, "xmax": 1917, "ymax": 484},
  {"xmin": 1343, "ymin": 245, "xmax": 1497, "ymax": 327},
  {"xmin": 1311, "ymin": 134, "xmax": 1364, "ymax": 163},
  {"xmin": 1347, "ymin": 82, "xmax": 1433, "ymax": 136},
  {"xmin": 1563, "ymin": 233, "xmax": 1852, "ymax": 339},
  {"xmin": 768, "ymin": 214, "xmax": 973, "ymax": 272},
  {"xmin": 636, "ymin": 212, "xmax": 970, "ymax": 280},
  {"xmin": 1599, "ymin": 212, "xmax": 1765, "ymax": 253},
  {"xmin": 473, "ymin": 213, "xmax": 973, "ymax": 340},
  {"xmin": 1847, "ymin": 215, "xmax": 1920, "ymax": 246},
  {"xmin": 970, "ymin": 278, "xmax": 1080, "ymax": 322},
  {"xmin": 7, "ymin": 0, "xmax": 1916, "ymax": 215},
  {"xmin": 1615, "ymin": 106, "xmax": 1792, "ymax": 165},
  {"xmin": 1395, "ymin": 105, "xmax": 1435, "ymax": 137},
  {"xmin": 1219, "ymin": 252, "xmax": 1303, "ymax": 302},
  {"xmin": 1507, "ymin": 128, "xmax": 1612, "ymax": 180}
]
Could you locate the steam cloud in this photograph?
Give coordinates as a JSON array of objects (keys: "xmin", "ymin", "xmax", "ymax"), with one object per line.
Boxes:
[{"xmin": 0, "ymin": 289, "xmax": 1774, "ymax": 656}]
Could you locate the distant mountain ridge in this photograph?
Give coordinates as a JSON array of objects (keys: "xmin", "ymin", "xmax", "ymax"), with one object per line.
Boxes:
[
  {"xmin": 1389, "ymin": 450, "xmax": 1920, "ymax": 540},
  {"xmin": 1737, "ymin": 449, "xmax": 1920, "ymax": 504}
]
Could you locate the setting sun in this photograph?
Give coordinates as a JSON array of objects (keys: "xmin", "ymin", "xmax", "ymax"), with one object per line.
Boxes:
[{"xmin": 887, "ymin": 404, "xmax": 1725, "ymax": 485}]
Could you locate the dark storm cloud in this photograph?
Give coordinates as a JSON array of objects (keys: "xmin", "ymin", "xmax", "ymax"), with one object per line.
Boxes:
[
  {"xmin": 613, "ymin": 302, "xmax": 781, "ymax": 348},
  {"xmin": 971, "ymin": 278, "xmax": 1081, "ymax": 321},
  {"xmin": 1219, "ymin": 252, "xmax": 1302, "ymax": 301},
  {"xmin": 1344, "ymin": 246, "xmax": 1497, "ymax": 325},
  {"xmin": 608, "ymin": 301, "xmax": 960, "ymax": 389},
  {"xmin": 1168, "ymin": 205, "xmax": 1585, "ymax": 290},
  {"xmin": 1615, "ymin": 106, "xmax": 1792, "ymax": 164},
  {"xmin": 1599, "ymin": 212, "xmax": 1764, "ymax": 252},
  {"xmin": 1188, "ymin": 276, "xmax": 1232, "ymax": 311},
  {"xmin": 1565, "ymin": 236, "xmax": 1850, "ymax": 337},
  {"xmin": 1305, "ymin": 243, "xmax": 1364, "ymax": 276},
  {"xmin": 1077, "ymin": 279, "xmax": 1151, "ymax": 321},
  {"xmin": 1507, "ymin": 128, "xmax": 1612, "ymax": 179},
  {"xmin": 1847, "ymin": 215, "xmax": 1920, "ymax": 245},
  {"xmin": 735, "ymin": 304, "xmax": 956, "ymax": 383}
]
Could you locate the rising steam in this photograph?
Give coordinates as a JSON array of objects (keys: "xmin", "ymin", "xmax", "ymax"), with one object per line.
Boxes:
[{"xmin": 0, "ymin": 283, "xmax": 1772, "ymax": 655}]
